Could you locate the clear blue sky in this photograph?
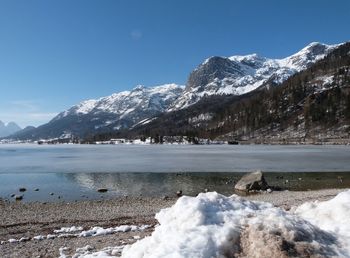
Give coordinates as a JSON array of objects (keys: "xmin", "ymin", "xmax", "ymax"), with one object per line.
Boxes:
[{"xmin": 0, "ymin": 0, "xmax": 349, "ymax": 127}]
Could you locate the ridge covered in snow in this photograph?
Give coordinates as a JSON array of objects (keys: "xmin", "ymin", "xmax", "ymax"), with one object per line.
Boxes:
[
  {"xmin": 169, "ymin": 42, "xmax": 340, "ymax": 110},
  {"xmin": 50, "ymin": 83, "xmax": 184, "ymax": 131},
  {"xmin": 6, "ymin": 42, "xmax": 344, "ymax": 140},
  {"xmin": 55, "ymin": 84, "xmax": 184, "ymax": 119},
  {"xmin": 53, "ymin": 42, "xmax": 339, "ymax": 123}
]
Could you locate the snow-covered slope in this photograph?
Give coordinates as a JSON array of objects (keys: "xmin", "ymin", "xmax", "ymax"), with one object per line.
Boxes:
[
  {"xmin": 169, "ymin": 42, "xmax": 339, "ymax": 110},
  {"xmin": 51, "ymin": 83, "xmax": 184, "ymax": 131}
]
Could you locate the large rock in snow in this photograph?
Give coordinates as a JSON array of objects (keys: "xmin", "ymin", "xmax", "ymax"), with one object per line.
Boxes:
[{"xmin": 235, "ymin": 170, "xmax": 269, "ymax": 191}]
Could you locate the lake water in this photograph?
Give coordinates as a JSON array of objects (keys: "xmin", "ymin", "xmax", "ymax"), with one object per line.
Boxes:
[{"xmin": 0, "ymin": 144, "xmax": 350, "ymax": 202}]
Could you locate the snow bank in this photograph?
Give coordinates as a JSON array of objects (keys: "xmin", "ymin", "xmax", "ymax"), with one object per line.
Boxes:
[
  {"xmin": 296, "ymin": 190, "xmax": 350, "ymax": 257},
  {"xmin": 121, "ymin": 191, "xmax": 349, "ymax": 258}
]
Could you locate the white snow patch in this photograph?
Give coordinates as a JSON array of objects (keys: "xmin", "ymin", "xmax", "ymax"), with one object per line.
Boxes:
[
  {"xmin": 59, "ymin": 247, "xmax": 70, "ymax": 258},
  {"xmin": 59, "ymin": 245, "xmax": 126, "ymax": 258},
  {"xmin": 74, "ymin": 99, "xmax": 98, "ymax": 115},
  {"xmin": 2, "ymin": 224, "xmax": 150, "ymax": 247},
  {"xmin": 33, "ymin": 235, "xmax": 45, "ymax": 240},
  {"xmin": 120, "ymin": 191, "xmax": 349, "ymax": 258},
  {"xmin": 79, "ymin": 225, "xmax": 148, "ymax": 237},
  {"xmin": 54, "ymin": 226, "xmax": 83, "ymax": 234},
  {"xmin": 296, "ymin": 190, "xmax": 350, "ymax": 256},
  {"xmin": 46, "ymin": 234, "xmax": 56, "ymax": 239}
]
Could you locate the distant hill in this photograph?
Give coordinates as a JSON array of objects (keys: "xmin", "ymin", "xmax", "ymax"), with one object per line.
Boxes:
[{"xmin": 0, "ymin": 121, "xmax": 22, "ymax": 137}]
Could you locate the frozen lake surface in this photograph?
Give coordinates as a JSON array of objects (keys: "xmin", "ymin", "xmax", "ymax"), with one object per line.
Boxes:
[{"xmin": 1, "ymin": 144, "xmax": 350, "ymax": 173}]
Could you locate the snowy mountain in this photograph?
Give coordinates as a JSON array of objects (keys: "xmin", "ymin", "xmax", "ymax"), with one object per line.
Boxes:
[
  {"xmin": 0, "ymin": 121, "xmax": 22, "ymax": 137},
  {"xmin": 169, "ymin": 42, "xmax": 339, "ymax": 110},
  {"xmin": 7, "ymin": 84, "xmax": 184, "ymax": 140},
  {"xmin": 52, "ymin": 83, "xmax": 184, "ymax": 129},
  {"xmin": 6, "ymin": 42, "xmax": 345, "ymax": 141},
  {"xmin": 129, "ymin": 41, "xmax": 350, "ymax": 144},
  {"xmin": 54, "ymin": 84, "xmax": 183, "ymax": 122}
]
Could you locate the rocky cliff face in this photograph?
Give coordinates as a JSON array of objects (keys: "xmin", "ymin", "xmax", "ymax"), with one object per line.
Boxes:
[
  {"xmin": 127, "ymin": 42, "xmax": 350, "ymax": 144},
  {"xmin": 169, "ymin": 42, "xmax": 338, "ymax": 110}
]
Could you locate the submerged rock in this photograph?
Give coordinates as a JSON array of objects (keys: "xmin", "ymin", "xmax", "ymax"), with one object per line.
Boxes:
[
  {"xmin": 15, "ymin": 195, "xmax": 23, "ymax": 201},
  {"xmin": 234, "ymin": 170, "xmax": 269, "ymax": 192}
]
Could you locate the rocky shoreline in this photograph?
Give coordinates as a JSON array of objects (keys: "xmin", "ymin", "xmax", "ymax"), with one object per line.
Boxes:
[{"xmin": 0, "ymin": 189, "xmax": 347, "ymax": 258}]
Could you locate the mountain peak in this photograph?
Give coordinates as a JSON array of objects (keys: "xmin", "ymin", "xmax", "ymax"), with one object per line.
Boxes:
[
  {"xmin": 133, "ymin": 85, "xmax": 145, "ymax": 91},
  {"xmin": 229, "ymin": 53, "xmax": 264, "ymax": 62},
  {"xmin": 170, "ymin": 42, "xmax": 342, "ymax": 110},
  {"xmin": 280, "ymin": 42, "xmax": 338, "ymax": 71},
  {"xmin": 303, "ymin": 41, "xmax": 332, "ymax": 50},
  {"xmin": 0, "ymin": 120, "xmax": 22, "ymax": 138}
]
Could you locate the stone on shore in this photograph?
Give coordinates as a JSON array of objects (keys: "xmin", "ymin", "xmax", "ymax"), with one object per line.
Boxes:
[
  {"xmin": 234, "ymin": 170, "xmax": 269, "ymax": 192},
  {"xmin": 15, "ymin": 195, "xmax": 23, "ymax": 201},
  {"xmin": 176, "ymin": 190, "xmax": 182, "ymax": 197}
]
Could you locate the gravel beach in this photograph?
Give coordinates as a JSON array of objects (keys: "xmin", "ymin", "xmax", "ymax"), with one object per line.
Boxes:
[{"xmin": 0, "ymin": 188, "xmax": 347, "ymax": 258}]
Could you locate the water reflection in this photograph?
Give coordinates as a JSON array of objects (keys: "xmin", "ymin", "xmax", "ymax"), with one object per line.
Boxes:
[
  {"xmin": 65, "ymin": 172, "xmax": 350, "ymax": 198},
  {"xmin": 1, "ymin": 172, "xmax": 350, "ymax": 202},
  {"xmin": 65, "ymin": 172, "xmax": 243, "ymax": 197}
]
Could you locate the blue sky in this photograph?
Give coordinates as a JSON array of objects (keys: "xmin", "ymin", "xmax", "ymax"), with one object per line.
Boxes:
[{"xmin": 0, "ymin": 0, "xmax": 349, "ymax": 127}]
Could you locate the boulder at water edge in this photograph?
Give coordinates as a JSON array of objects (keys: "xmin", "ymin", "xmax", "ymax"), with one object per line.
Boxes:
[{"xmin": 234, "ymin": 170, "xmax": 269, "ymax": 192}]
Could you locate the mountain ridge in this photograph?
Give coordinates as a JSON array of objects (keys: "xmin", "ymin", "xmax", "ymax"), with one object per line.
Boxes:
[
  {"xmin": 169, "ymin": 42, "xmax": 339, "ymax": 110},
  {"xmin": 124, "ymin": 42, "xmax": 350, "ymax": 144},
  {"xmin": 5, "ymin": 41, "xmax": 346, "ymax": 141}
]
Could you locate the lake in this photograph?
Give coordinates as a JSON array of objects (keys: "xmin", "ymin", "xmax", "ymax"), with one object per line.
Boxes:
[{"xmin": 0, "ymin": 144, "xmax": 350, "ymax": 202}]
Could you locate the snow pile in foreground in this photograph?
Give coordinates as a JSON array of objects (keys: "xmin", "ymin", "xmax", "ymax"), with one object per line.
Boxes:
[
  {"xmin": 295, "ymin": 190, "xmax": 350, "ymax": 257},
  {"xmin": 68, "ymin": 191, "xmax": 350, "ymax": 258},
  {"xmin": 121, "ymin": 191, "xmax": 350, "ymax": 258}
]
